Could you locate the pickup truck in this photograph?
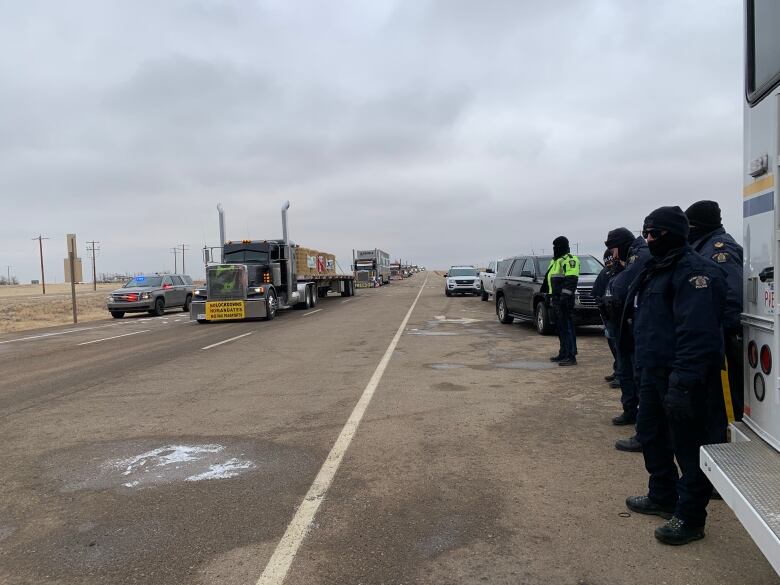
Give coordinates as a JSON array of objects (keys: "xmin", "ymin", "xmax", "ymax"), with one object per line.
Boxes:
[{"xmin": 479, "ymin": 258, "xmax": 511, "ymax": 301}]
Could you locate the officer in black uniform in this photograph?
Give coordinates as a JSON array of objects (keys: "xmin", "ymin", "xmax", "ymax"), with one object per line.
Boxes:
[
  {"xmin": 685, "ymin": 200, "xmax": 744, "ymax": 424},
  {"xmin": 605, "ymin": 228, "xmax": 651, "ymax": 453},
  {"xmin": 623, "ymin": 206, "xmax": 727, "ymax": 545},
  {"xmin": 593, "ymin": 249, "xmax": 622, "ymax": 385}
]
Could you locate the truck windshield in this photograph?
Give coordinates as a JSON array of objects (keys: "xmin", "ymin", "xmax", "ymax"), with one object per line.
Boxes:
[
  {"xmin": 123, "ymin": 276, "xmax": 162, "ymax": 288},
  {"xmin": 448, "ymin": 268, "xmax": 478, "ymax": 277},
  {"xmin": 224, "ymin": 249, "xmax": 270, "ymax": 264}
]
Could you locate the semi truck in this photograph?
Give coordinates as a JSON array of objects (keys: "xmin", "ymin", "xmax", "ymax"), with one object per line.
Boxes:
[
  {"xmin": 191, "ymin": 201, "xmax": 355, "ymax": 323},
  {"xmin": 353, "ymin": 248, "xmax": 390, "ymax": 287},
  {"xmin": 699, "ymin": 1, "xmax": 780, "ymax": 575}
]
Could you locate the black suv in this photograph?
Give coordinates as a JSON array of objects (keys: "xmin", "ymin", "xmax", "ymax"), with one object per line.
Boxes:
[{"xmin": 493, "ymin": 255, "xmax": 603, "ymax": 334}]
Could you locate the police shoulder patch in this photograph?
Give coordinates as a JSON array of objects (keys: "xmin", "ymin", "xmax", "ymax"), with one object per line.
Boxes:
[
  {"xmin": 627, "ymin": 254, "xmax": 638, "ymax": 265},
  {"xmin": 569, "ymin": 259, "xmax": 576, "ymax": 268},
  {"xmin": 714, "ymin": 241, "xmax": 725, "ymax": 249},
  {"xmin": 712, "ymin": 252, "xmax": 729, "ymax": 263},
  {"xmin": 689, "ymin": 275, "xmax": 710, "ymax": 289}
]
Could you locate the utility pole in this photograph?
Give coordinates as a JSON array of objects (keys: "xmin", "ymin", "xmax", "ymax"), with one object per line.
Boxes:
[
  {"xmin": 4, "ymin": 265, "xmax": 11, "ymax": 285},
  {"xmin": 86, "ymin": 240, "xmax": 100, "ymax": 291},
  {"xmin": 67, "ymin": 235, "xmax": 77, "ymax": 323},
  {"xmin": 170, "ymin": 247, "xmax": 178, "ymax": 273},
  {"xmin": 32, "ymin": 235, "xmax": 50, "ymax": 293},
  {"xmin": 179, "ymin": 243, "xmax": 190, "ymax": 273}
]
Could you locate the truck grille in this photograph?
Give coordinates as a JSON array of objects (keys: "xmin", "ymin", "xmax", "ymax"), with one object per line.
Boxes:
[
  {"xmin": 113, "ymin": 293, "xmax": 139, "ymax": 302},
  {"xmin": 576, "ymin": 287, "xmax": 597, "ymax": 307},
  {"xmin": 456, "ymin": 279, "xmax": 475, "ymax": 285}
]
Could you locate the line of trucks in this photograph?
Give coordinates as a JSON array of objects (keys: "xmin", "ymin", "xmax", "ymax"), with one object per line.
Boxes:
[{"xmin": 191, "ymin": 203, "xmax": 405, "ymax": 323}]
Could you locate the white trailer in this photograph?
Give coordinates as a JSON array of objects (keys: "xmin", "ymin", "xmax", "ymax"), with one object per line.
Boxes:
[
  {"xmin": 700, "ymin": 1, "xmax": 780, "ymax": 575},
  {"xmin": 353, "ymin": 249, "xmax": 390, "ymax": 287}
]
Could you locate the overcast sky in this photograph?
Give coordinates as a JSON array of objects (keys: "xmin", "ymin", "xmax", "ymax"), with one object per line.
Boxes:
[{"xmin": 2, "ymin": 0, "xmax": 742, "ymax": 283}]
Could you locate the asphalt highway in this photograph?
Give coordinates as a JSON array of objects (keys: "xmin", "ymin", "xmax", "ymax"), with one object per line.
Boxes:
[{"xmin": 0, "ymin": 276, "xmax": 777, "ymax": 584}]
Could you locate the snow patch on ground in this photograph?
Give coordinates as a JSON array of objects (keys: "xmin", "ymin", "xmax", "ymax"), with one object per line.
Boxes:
[{"xmin": 186, "ymin": 458, "xmax": 255, "ymax": 481}]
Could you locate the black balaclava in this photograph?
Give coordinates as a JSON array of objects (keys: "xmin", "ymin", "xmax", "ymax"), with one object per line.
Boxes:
[
  {"xmin": 552, "ymin": 236, "xmax": 570, "ymax": 259},
  {"xmin": 685, "ymin": 200, "xmax": 722, "ymax": 243},
  {"xmin": 604, "ymin": 227, "xmax": 635, "ymax": 262},
  {"xmin": 643, "ymin": 206, "xmax": 689, "ymax": 258}
]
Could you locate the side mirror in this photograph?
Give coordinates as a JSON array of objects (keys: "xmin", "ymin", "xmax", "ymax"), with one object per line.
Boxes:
[{"xmin": 203, "ymin": 248, "xmax": 211, "ymax": 263}]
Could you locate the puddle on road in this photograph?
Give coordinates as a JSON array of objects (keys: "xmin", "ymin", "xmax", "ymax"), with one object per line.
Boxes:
[{"xmin": 426, "ymin": 363, "xmax": 466, "ymax": 370}]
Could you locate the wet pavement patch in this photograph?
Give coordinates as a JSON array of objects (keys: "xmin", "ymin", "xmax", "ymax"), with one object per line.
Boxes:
[
  {"xmin": 432, "ymin": 382, "xmax": 468, "ymax": 392},
  {"xmin": 408, "ymin": 330, "xmax": 459, "ymax": 336},
  {"xmin": 494, "ymin": 360, "xmax": 557, "ymax": 370},
  {"xmin": 426, "ymin": 363, "xmax": 466, "ymax": 370}
]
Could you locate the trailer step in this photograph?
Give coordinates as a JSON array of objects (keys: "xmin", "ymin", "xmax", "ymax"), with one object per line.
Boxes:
[{"xmin": 701, "ymin": 431, "xmax": 780, "ymax": 574}]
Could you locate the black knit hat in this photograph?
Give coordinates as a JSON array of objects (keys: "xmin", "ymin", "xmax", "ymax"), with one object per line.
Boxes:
[
  {"xmin": 553, "ymin": 236, "xmax": 569, "ymax": 248},
  {"xmin": 643, "ymin": 206, "xmax": 689, "ymax": 239},
  {"xmin": 604, "ymin": 227, "xmax": 634, "ymax": 249},
  {"xmin": 685, "ymin": 200, "xmax": 722, "ymax": 229}
]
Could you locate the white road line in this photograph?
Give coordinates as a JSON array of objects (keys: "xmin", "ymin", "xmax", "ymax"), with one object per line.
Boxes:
[
  {"xmin": 341, "ymin": 299, "xmax": 352, "ymax": 304},
  {"xmin": 301, "ymin": 309, "xmax": 322, "ymax": 317},
  {"xmin": 0, "ymin": 324, "xmax": 118, "ymax": 345},
  {"xmin": 200, "ymin": 331, "xmax": 253, "ymax": 350},
  {"xmin": 256, "ymin": 273, "xmax": 429, "ymax": 585},
  {"xmin": 77, "ymin": 330, "xmax": 150, "ymax": 346}
]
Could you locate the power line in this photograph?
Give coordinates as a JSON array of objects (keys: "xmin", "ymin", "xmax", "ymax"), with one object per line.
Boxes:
[
  {"xmin": 170, "ymin": 247, "xmax": 179, "ymax": 273},
  {"xmin": 32, "ymin": 235, "xmax": 50, "ymax": 293}
]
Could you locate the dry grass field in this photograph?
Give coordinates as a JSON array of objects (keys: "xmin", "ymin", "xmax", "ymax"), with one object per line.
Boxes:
[{"xmin": 0, "ymin": 283, "xmax": 119, "ymax": 334}]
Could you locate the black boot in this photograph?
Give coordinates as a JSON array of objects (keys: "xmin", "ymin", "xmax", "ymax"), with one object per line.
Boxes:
[
  {"xmin": 609, "ymin": 379, "xmax": 621, "ymax": 389},
  {"xmin": 605, "ymin": 374, "xmax": 616, "ymax": 382},
  {"xmin": 611, "ymin": 412, "xmax": 636, "ymax": 426},
  {"xmin": 615, "ymin": 435, "xmax": 642, "ymax": 452},
  {"xmin": 549, "ymin": 354, "xmax": 565, "ymax": 362},
  {"xmin": 625, "ymin": 495, "xmax": 675, "ymax": 519},
  {"xmin": 654, "ymin": 517, "xmax": 705, "ymax": 545}
]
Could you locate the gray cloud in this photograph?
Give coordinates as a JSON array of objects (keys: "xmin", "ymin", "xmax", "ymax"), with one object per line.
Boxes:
[{"xmin": 2, "ymin": 0, "xmax": 742, "ymax": 282}]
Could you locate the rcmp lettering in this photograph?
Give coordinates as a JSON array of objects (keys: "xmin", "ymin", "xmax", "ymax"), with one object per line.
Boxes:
[{"xmin": 689, "ymin": 275, "xmax": 710, "ymax": 289}]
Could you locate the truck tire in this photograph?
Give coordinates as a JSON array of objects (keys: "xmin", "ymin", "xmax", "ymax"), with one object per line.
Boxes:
[
  {"xmin": 110, "ymin": 311, "xmax": 124, "ymax": 319},
  {"xmin": 150, "ymin": 297, "xmax": 165, "ymax": 316},
  {"xmin": 296, "ymin": 287, "xmax": 312, "ymax": 309},
  {"xmin": 318, "ymin": 288, "xmax": 328, "ymax": 298},
  {"xmin": 497, "ymin": 296, "xmax": 514, "ymax": 324},
  {"xmin": 535, "ymin": 302, "xmax": 554, "ymax": 335},
  {"xmin": 264, "ymin": 290, "xmax": 277, "ymax": 320},
  {"xmin": 341, "ymin": 281, "xmax": 354, "ymax": 297},
  {"xmin": 182, "ymin": 295, "xmax": 191, "ymax": 312},
  {"xmin": 309, "ymin": 285, "xmax": 317, "ymax": 307}
]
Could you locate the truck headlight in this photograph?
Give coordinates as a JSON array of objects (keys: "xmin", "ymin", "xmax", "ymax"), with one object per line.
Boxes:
[{"xmin": 106, "ymin": 296, "xmax": 113, "ymax": 302}]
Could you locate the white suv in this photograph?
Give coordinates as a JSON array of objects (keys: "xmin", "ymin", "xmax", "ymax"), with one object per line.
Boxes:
[
  {"xmin": 479, "ymin": 258, "xmax": 511, "ymax": 302},
  {"xmin": 444, "ymin": 266, "xmax": 481, "ymax": 296}
]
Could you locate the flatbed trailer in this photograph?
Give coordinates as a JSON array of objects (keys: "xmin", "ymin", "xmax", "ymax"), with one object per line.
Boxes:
[{"xmin": 192, "ymin": 202, "xmax": 355, "ymax": 323}]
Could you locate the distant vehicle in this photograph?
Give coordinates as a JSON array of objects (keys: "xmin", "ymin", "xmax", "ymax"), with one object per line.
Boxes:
[
  {"xmin": 492, "ymin": 255, "xmax": 603, "ymax": 334},
  {"xmin": 444, "ymin": 266, "xmax": 481, "ymax": 296},
  {"xmin": 354, "ymin": 248, "xmax": 391, "ymax": 287},
  {"xmin": 479, "ymin": 258, "xmax": 512, "ymax": 302},
  {"xmin": 106, "ymin": 274, "xmax": 194, "ymax": 318},
  {"xmin": 192, "ymin": 202, "xmax": 354, "ymax": 323}
]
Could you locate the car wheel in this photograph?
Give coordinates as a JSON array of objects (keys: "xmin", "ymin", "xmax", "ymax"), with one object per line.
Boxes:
[
  {"xmin": 535, "ymin": 302, "xmax": 554, "ymax": 335},
  {"xmin": 497, "ymin": 296, "xmax": 514, "ymax": 324},
  {"xmin": 264, "ymin": 290, "xmax": 277, "ymax": 320},
  {"xmin": 110, "ymin": 311, "xmax": 124, "ymax": 319},
  {"xmin": 150, "ymin": 297, "xmax": 165, "ymax": 316},
  {"xmin": 182, "ymin": 295, "xmax": 191, "ymax": 312},
  {"xmin": 445, "ymin": 289, "xmax": 452, "ymax": 297}
]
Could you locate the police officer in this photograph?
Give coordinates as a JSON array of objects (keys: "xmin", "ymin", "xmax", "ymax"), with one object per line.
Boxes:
[
  {"xmin": 593, "ymin": 249, "xmax": 623, "ymax": 387},
  {"xmin": 605, "ymin": 227, "xmax": 651, "ymax": 452},
  {"xmin": 546, "ymin": 236, "xmax": 580, "ymax": 366},
  {"xmin": 623, "ymin": 206, "xmax": 727, "ymax": 545},
  {"xmin": 685, "ymin": 200, "xmax": 744, "ymax": 424}
]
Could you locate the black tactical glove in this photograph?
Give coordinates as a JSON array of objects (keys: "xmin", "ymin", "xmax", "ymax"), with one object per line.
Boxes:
[{"xmin": 663, "ymin": 387, "xmax": 694, "ymax": 422}]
